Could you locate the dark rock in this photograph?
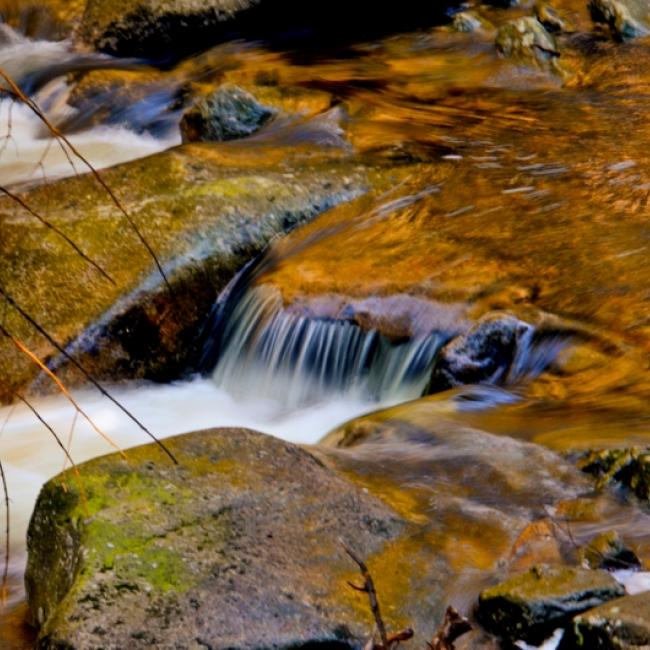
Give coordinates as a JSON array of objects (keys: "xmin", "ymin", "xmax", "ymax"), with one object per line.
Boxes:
[
  {"xmin": 80, "ymin": 0, "xmax": 462, "ymax": 59},
  {"xmin": 180, "ymin": 84, "xmax": 274, "ymax": 143},
  {"xmin": 26, "ymin": 428, "xmax": 403, "ymax": 649},
  {"xmin": 477, "ymin": 565, "xmax": 625, "ymax": 646},
  {"xmin": 495, "ymin": 17, "xmax": 561, "ymax": 72},
  {"xmin": 562, "ymin": 591, "xmax": 650, "ymax": 649},
  {"xmin": 589, "ymin": 0, "xmax": 649, "ymax": 40},
  {"xmin": 577, "ymin": 448, "xmax": 650, "ymax": 504},
  {"xmin": 577, "ymin": 531, "xmax": 642, "ymax": 571},
  {"xmin": 427, "ymin": 313, "xmax": 533, "ymax": 393},
  {"xmin": 535, "ymin": 2, "xmax": 569, "ymax": 33}
]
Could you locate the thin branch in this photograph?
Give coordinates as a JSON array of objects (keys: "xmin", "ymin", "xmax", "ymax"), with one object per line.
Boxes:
[
  {"xmin": 0, "ymin": 284, "xmax": 178, "ymax": 464},
  {"xmin": 343, "ymin": 542, "xmax": 389, "ymax": 649},
  {"xmin": 0, "ymin": 185, "xmax": 115, "ymax": 285},
  {"xmin": 0, "ymin": 68, "xmax": 172, "ymax": 296},
  {"xmin": 428, "ymin": 607, "xmax": 472, "ymax": 650},
  {"xmin": 0, "ymin": 323, "xmax": 126, "ymax": 459},
  {"xmin": 13, "ymin": 392, "xmax": 88, "ymax": 515},
  {"xmin": 0, "ymin": 457, "xmax": 8, "ymax": 607}
]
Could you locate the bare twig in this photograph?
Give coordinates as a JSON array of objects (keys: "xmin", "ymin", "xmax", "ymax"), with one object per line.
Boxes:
[
  {"xmin": 0, "ymin": 323, "xmax": 126, "ymax": 459},
  {"xmin": 428, "ymin": 606, "xmax": 472, "ymax": 650},
  {"xmin": 0, "ymin": 457, "xmax": 9, "ymax": 606},
  {"xmin": 342, "ymin": 542, "xmax": 413, "ymax": 650},
  {"xmin": 0, "ymin": 284, "xmax": 178, "ymax": 464}
]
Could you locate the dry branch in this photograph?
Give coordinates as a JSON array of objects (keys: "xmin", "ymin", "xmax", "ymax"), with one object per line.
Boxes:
[
  {"xmin": 428, "ymin": 606, "xmax": 471, "ymax": 650},
  {"xmin": 0, "ymin": 283, "xmax": 178, "ymax": 464},
  {"xmin": 343, "ymin": 542, "xmax": 414, "ymax": 650}
]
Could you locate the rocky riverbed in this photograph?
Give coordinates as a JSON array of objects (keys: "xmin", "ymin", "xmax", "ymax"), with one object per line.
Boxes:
[{"xmin": 2, "ymin": 0, "xmax": 650, "ymax": 648}]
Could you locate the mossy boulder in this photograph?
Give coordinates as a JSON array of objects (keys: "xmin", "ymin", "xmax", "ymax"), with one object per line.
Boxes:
[
  {"xmin": 26, "ymin": 427, "xmax": 404, "ymax": 649},
  {"xmin": 0, "ymin": 141, "xmax": 374, "ymax": 402},
  {"xmin": 477, "ymin": 565, "xmax": 624, "ymax": 645},
  {"xmin": 562, "ymin": 591, "xmax": 650, "ymax": 649},
  {"xmin": 180, "ymin": 84, "xmax": 274, "ymax": 143}
]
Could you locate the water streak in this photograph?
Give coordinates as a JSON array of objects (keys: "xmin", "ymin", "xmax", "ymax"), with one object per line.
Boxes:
[{"xmin": 213, "ymin": 285, "xmax": 445, "ymax": 407}]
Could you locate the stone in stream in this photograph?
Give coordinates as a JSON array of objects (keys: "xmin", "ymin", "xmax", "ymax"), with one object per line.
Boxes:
[
  {"xmin": 476, "ymin": 565, "xmax": 625, "ymax": 646},
  {"xmin": 577, "ymin": 531, "xmax": 642, "ymax": 571},
  {"xmin": 180, "ymin": 84, "xmax": 275, "ymax": 143},
  {"xmin": 534, "ymin": 2, "xmax": 569, "ymax": 33},
  {"xmin": 577, "ymin": 448, "xmax": 650, "ymax": 504},
  {"xmin": 589, "ymin": 0, "xmax": 650, "ymax": 40},
  {"xmin": 451, "ymin": 12, "xmax": 487, "ymax": 33},
  {"xmin": 427, "ymin": 312, "xmax": 534, "ymax": 393},
  {"xmin": 26, "ymin": 427, "xmax": 404, "ymax": 649},
  {"xmin": 561, "ymin": 591, "xmax": 650, "ymax": 649},
  {"xmin": 495, "ymin": 17, "xmax": 561, "ymax": 72}
]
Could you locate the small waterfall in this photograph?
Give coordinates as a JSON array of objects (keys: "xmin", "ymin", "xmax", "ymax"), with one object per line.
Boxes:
[{"xmin": 212, "ymin": 285, "xmax": 445, "ymax": 407}]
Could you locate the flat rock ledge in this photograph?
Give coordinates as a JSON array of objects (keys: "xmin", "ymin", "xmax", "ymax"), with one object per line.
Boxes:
[{"xmin": 26, "ymin": 428, "xmax": 404, "ymax": 649}]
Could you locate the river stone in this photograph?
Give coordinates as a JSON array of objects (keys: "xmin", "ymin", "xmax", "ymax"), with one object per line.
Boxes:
[
  {"xmin": 477, "ymin": 565, "xmax": 625, "ymax": 646},
  {"xmin": 561, "ymin": 591, "xmax": 650, "ymax": 649},
  {"xmin": 577, "ymin": 531, "xmax": 641, "ymax": 571},
  {"xmin": 451, "ymin": 12, "xmax": 485, "ymax": 33},
  {"xmin": 427, "ymin": 313, "xmax": 533, "ymax": 393},
  {"xmin": 589, "ymin": 0, "xmax": 650, "ymax": 40},
  {"xmin": 495, "ymin": 17, "xmax": 560, "ymax": 71},
  {"xmin": 180, "ymin": 84, "xmax": 274, "ymax": 143},
  {"xmin": 26, "ymin": 427, "xmax": 404, "ymax": 649}
]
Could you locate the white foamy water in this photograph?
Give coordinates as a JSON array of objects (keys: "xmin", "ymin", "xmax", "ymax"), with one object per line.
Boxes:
[
  {"xmin": 0, "ymin": 377, "xmax": 376, "ymax": 563},
  {"xmin": 0, "ymin": 95, "xmax": 179, "ymax": 187},
  {"xmin": 0, "ymin": 27, "xmax": 179, "ymax": 187}
]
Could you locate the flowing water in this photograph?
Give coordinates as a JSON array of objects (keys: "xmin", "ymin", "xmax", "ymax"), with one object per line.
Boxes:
[{"xmin": 2, "ymin": 3, "xmax": 650, "ymax": 647}]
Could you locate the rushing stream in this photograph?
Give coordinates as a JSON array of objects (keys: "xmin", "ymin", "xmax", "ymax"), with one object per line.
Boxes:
[{"xmin": 3, "ymin": 2, "xmax": 650, "ymax": 648}]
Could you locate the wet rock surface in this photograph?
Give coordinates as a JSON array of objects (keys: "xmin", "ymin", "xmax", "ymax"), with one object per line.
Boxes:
[
  {"xmin": 495, "ymin": 17, "xmax": 561, "ymax": 71},
  {"xmin": 26, "ymin": 427, "xmax": 404, "ymax": 649},
  {"xmin": 427, "ymin": 313, "xmax": 534, "ymax": 393},
  {"xmin": 180, "ymin": 83, "xmax": 274, "ymax": 143},
  {"xmin": 589, "ymin": 0, "xmax": 650, "ymax": 40},
  {"xmin": 477, "ymin": 565, "xmax": 625, "ymax": 645},
  {"xmin": 577, "ymin": 531, "xmax": 642, "ymax": 571},
  {"xmin": 0, "ymin": 141, "xmax": 378, "ymax": 401},
  {"xmin": 562, "ymin": 591, "xmax": 650, "ymax": 649}
]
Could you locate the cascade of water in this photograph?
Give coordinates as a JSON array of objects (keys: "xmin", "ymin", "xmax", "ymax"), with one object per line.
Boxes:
[{"xmin": 212, "ymin": 285, "xmax": 446, "ymax": 407}]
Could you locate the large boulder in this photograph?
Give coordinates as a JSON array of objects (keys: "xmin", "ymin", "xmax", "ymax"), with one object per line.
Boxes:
[
  {"xmin": 26, "ymin": 427, "xmax": 404, "ymax": 649},
  {"xmin": 562, "ymin": 591, "xmax": 650, "ymax": 648},
  {"xmin": 0, "ymin": 139, "xmax": 375, "ymax": 402},
  {"xmin": 80, "ymin": 0, "xmax": 462, "ymax": 59}
]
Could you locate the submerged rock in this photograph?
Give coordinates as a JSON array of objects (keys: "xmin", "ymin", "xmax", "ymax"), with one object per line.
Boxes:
[
  {"xmin": 26, "ymin": 427, "xmax": 403, "ymax": 649},
  {"xmin": 495, "ymin": 17, "xmax": 561, "ymax": 71},
  {"xmin": 451, "ymin": 12, "xmax": 486, "ymax": 33},
  {"xmin": 577, "ymin": 531, "xmax": 642, "ymax": 571},
  {"xmin": 477, "ymin": 565, "xmax": 624, "ymax": 645},
  {"xmin": 180, "ymin": 84, "xmax": 274, "ymax": 143},
  {"xmin": 578, "ymin": 448, "xmax": 650, "ymax": 504},
  {"xmin": 427, "ymin": 313, "xmax": 533, "ymax": 393},
  {"xmin": 562, "ymin": 591, "xmax": 650, "ymax": 649},
  {"xmin": 534, "ymin": 2, "xmax": 569, "ymax": 33},
  {"xmin": 589, "ymin": 0, "xmax": 649, "ymax": 40}
]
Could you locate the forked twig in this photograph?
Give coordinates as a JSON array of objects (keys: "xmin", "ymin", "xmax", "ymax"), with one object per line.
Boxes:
[
  {"xmin": 342, "ymin": 542, "xmax": 413, "ymax": 650},
  {"xmin": 428, "ymin": 606, "xmax": 472, "ymax": 650}
]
